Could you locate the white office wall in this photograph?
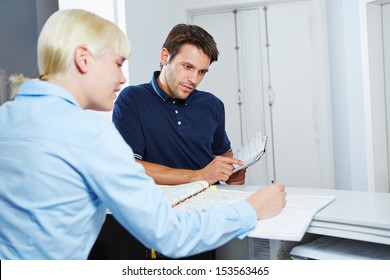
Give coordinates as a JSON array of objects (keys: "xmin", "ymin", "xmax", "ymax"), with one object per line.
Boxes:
[
  {"xmin": 59, "ymin": 0, "xmax": 114, "ymax": 18},
  {"xmin": 124, "ymin": 0, "xmax": 179, "ymax": 85}
]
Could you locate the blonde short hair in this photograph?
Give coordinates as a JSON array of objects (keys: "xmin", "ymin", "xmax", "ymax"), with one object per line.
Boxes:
[
  {"xmin": 10, "ymin": 9, "xmax": 131, "ymax": 96},
  {"xmin": 38, "ymin": 9, "xmax": 131, "ymax": 78}
]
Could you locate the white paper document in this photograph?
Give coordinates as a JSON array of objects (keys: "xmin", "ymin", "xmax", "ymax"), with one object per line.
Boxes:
[
  {"xmin": 247, "ymin": 194, "xmax": 336, "ymax": 241},
  {"xmin": 233, "ymin": 131, "xmax": 267, "ymax": 173},
  {"xmin": 175, "ymin": 188, "xmax": 252, "ymax": 210}
]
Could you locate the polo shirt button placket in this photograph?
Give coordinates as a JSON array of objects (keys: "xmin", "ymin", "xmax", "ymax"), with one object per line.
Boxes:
[
  {"xmin": 173, "ymin": 106, "xmax": 181, "ymax": 128},
  {"xmin": 174, "ymin": 109, "xmax": 180, "ymax": 126}
]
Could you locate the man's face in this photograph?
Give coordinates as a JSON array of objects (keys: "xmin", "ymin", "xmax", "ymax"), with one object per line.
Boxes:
[{"xmin": 163, "ymin": 44, "xmax": 211, "ymax": 100}]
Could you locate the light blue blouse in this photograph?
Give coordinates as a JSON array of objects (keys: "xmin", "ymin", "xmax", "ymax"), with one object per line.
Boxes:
[{"xmin": 0, "ymin": 80, "xmax": 256, "ymax": 259}]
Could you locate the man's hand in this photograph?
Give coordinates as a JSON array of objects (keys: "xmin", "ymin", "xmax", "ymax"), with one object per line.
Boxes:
[
  {"xmin": 226, "ymin": 169, "xmax": 246, "ymax": 185},
  {"xmin": 197, "ymin": 156, "xmax": 244, "ymax": 185},
  {"xmin": 246, "ymin": 184, "xmax": 286, "ymax": 220}
]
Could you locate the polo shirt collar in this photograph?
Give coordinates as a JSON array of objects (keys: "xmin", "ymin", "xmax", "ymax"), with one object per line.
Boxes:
[
  {"xmin": 150, "ymin": 71, "xmax": 170, "ymax": 102},
  {"xmin": 150, "ymin": 71, "xmax": 195, "ymax": 104}
]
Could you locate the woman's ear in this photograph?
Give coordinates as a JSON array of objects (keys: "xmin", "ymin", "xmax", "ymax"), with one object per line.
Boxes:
[
  {"xmin": 160, "ymin": 48, "xmax": 170, "ymax": 66},
  {"xmin": 74, "ymin": 44, "xmax": 91, "ymax": 73}
]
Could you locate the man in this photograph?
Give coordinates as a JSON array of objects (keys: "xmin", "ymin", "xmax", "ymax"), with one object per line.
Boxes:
[
  {"xmin": 113, "ymin": 24, "xmax": 246, "ymax": 186},
  {"xmin": 105, "ymin": 23, "xmax": 250, "ymax": 260},
  {"xmin": 0, "ymin": 10, "xmax": 286, "ymax": 260}
]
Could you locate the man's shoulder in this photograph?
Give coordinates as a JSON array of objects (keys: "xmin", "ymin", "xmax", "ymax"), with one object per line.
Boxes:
[
  {"xmin": 192, "ymin": 89, "xmax": 224, "ymax": 105},
  {"xmin": 120, "ymin": 83, "xmax": 152, "ymax": 95}
]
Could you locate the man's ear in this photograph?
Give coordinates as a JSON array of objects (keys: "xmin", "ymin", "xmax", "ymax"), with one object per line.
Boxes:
[
  {"xmin": 74, "ymin": 44, "xmax": 91, "ymax": 73},
  {"xmin": 160, "ymin": 48, "xmax": 170, "ymax": 66}
]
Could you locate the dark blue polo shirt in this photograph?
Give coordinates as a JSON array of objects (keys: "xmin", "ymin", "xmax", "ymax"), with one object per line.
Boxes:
[{"xmin": 113, "ymin": 71, "xmax": 231, "ymax": 170}]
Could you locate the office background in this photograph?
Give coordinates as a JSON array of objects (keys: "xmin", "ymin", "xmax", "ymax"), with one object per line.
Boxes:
[{"xmin": 1, "ymin": 0, "xmax": 389, "ymax": 193}]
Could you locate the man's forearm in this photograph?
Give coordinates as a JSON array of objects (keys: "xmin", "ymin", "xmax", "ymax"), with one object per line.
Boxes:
[
  {"xmin": 135, "ymin": 159, "xmax": 201, "ymax": 185},
  {"xmin": 222, "ymin": 151, "xmax": 233, "ymax": 158}
]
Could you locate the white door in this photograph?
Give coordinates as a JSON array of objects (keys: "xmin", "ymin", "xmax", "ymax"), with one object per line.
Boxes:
[{"xmin": 191, "ymin": 1, "xmax": 331, "ymax": 188}]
